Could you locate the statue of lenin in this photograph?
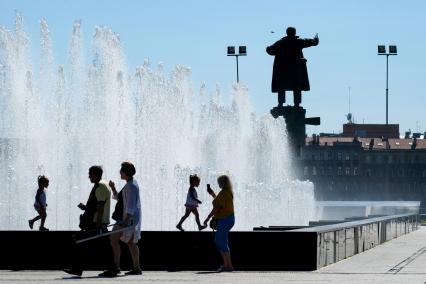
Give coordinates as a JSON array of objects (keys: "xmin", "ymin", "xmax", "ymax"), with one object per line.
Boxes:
[{"xmin": 266, "ymin": 27, "xmax": 319, "ymax": 107}]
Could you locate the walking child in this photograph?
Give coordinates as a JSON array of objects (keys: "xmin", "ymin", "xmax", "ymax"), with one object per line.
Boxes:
[
  {"xmin": 29, "ymin": 175, "xmax": 49, "ymax": 231},
  {"xmin": 176, "ymin": 174, "xmax": 207, "ymax": 231}
]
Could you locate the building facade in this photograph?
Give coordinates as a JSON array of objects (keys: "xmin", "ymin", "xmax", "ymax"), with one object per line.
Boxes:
[{"xmin": 299, "ymin": 134, "xmax": 426, "ymax": 207}]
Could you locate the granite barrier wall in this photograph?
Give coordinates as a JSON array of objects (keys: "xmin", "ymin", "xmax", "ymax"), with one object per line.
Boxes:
[{"xmin": 0, "ymin": 214, "xmax": 418, "ymax": 271}]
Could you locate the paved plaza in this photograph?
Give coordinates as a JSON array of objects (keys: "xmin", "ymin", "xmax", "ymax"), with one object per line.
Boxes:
[{"xmin": 1, "ymin": 227, "xmax": 426, "ymax": 283}]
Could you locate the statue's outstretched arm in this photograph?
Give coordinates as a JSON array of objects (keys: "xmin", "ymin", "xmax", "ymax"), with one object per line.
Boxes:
[{"xmin": 299, "ymin": 37, "xmax": 319, "ymax": 48}]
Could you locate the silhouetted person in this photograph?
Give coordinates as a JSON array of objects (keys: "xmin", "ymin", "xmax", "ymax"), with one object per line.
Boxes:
[
  {"xmin": 266, "ymin": 27, "xmax": 319, "ymax": 107},
  {"xmin": 28, "ymin": 175, "xmax": 50, "ymax": 231},
  {"xmin": 99, "ymin": 161, "xmax": 142, "ymax": 277},
  {"xmin": 176, "ymin": 174, "xmax": 207, "ymax": 231},
  {"xmin": 203, "ymin": 175, "xmax": 235, "ymax": 272},
  {"xmin": 64, "ymin": 165, "xmax": 111, "ymax": 277}
]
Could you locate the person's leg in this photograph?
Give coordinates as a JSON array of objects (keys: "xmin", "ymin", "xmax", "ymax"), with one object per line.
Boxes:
[
  {"xmin": 98, "ymin": 226, "xmax": 122, "ymax": 277},
  {"xmin": 278, "ymin": 91, "xmax": 286, "ymax": 107},
  {"xmin": 218, "ymin": 215, "xmax": 235, "ymax": 271},
  {"xmin": 110, "ymin": 225, "xmax": 123, "ymax": 270},
  {"xmin": 64, "ymin": 231, "xmax": 86, "ymax": 276},
  {"xmin": 29, "ymin": 214, "xmax": 41, "ymax": 229},
  {"xmin": 294, "ymin": 90, "xmax": 301, "ymax": 107},
  {"xmin": 176, "ymin": 207, "xmax": 191, "ymax": 231},
  {"xmin": 224, "ymin": 252, "xmax": 233, "ymax": 270},
  {"xmin": 192, "ymin": 208, "xmax": 206, "ymax": 230},
  {"xmin": 215, "ymin": 220, "xmax": 227, "ymax": 269},
  {"xmin": 219, "ymin": 251, "xmax": 227, "ymax": 268},
  {"xmin": 127, "ymin": 238, "xmax": 142, "ymax": 273},
  {"xmin": 39, "ymin": 209, "xmax": 47, "ymax": 229}
]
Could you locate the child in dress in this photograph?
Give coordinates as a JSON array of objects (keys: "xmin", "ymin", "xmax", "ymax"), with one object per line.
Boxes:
[
  {"xmin": 176, "ymin": 174, "xmax": 207, "ymax": 231},
  {"xmin": 29, "ymin": 175, "xmax": 49, "ymax": 231}
]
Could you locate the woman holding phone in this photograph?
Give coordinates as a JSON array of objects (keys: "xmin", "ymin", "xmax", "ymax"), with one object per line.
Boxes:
[{"xmin": 204, "ymin": 175, "xmax": 235, "ymax": 272}]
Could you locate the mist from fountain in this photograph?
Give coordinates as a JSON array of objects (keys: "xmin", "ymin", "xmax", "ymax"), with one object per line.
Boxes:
[{"xmin": 0, "ymin": 13, "xmax": 314, "ymax": 230}]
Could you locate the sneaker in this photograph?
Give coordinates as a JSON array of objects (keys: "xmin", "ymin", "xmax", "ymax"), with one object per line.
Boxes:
[
  {"xmin": 63, "ymin": 268, "xmax": 82, "ymax": 277},
  {"xmin": 217, "ymin": 266, "xmax": 233, "ymax": 272},
  {"xmin": 39, "ymin": 226, "xmax": 49, "ymax": 231},
  {"xmin": 198, "ymin": 225, "xmax": 207, "ymax": 231},
  {"xmin": 124, "ymin": 269, "xmax": 142, "ymax": 275},
  {"xmin": 28, "ymin": 220, "xmax": 33, "ymax": 230},
  {"xmin": 98, "ymin": 269, "xmax": 120, "ymax": 277},
  {"xmin": 176, "ymin": 224, "xmax": 184, "ymax": 232}
]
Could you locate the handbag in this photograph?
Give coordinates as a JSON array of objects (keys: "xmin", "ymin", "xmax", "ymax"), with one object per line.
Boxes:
[{"xmin": 209, "ymin": 218, "xmax": 218, "ymax": 231}]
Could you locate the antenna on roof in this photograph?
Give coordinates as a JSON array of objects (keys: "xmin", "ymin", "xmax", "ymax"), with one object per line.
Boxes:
[{"xmin": 345, "ymin": 86, "xmax": 353, "ymax": 124}]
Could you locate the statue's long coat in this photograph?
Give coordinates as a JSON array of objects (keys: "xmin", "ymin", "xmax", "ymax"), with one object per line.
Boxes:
[{"xmin": 266, "ymin": 35, "xmax": 318, "ymax": 93}]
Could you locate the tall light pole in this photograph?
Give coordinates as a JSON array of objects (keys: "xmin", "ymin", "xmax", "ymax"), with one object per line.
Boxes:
[
  {"xmin": 378, "ymin": 45, "xmax": 397, "ymax": 125},
  {"xmin": 227, "ymin": 46, "xmax": 247, "ymax": 83}
]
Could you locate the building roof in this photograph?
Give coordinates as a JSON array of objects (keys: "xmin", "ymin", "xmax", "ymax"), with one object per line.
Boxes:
[
  {"xmin": 342, "ymin": 123, "xmax": 400, "ymax": 139},
  {"xmin": 305, "ymin": 137, "xmax": 426, "ymax": 150}
]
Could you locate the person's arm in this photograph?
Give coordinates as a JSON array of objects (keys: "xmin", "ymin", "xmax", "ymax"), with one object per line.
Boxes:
[
  {"xmin": 77, "ymin": 203, "xmax": 86, "ymax": 210},
  {"xmin": 95, "ymin": 201, "xmax": 105, "ymax": 228},
  {"xmin": 207, "ymin": 185, "xmax": 216, "ymax": 198},
  {"xmin": 203, "ymin": 205, "xmax": 222, "ymax": 225},
  {"xmin": 109, "ymin": 180, "xmax": 118, "ymax": 199}
]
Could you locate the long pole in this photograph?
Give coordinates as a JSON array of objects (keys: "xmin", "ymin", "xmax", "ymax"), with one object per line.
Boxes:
[
  {"xmin": 386, "ymin": 54, "xmax": 389, "ymax": 125},
  {"xmin": 236, "ymin": 55, "xmax": 239, "ymax": 83}
]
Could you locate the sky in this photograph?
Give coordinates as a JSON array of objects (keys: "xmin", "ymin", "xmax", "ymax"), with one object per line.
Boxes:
[{"xmin": 1, "ymin": 0, "xmax": 425, "ymax": 135}]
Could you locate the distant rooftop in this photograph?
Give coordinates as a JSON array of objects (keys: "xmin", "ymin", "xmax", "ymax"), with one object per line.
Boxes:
[
  {"xmin": 306, "ymin": 136, "xmax": 426, "ymax": 150},
  {"xmin": 342, "ymin": 123, "xmax": 399, "ymax": 138}
]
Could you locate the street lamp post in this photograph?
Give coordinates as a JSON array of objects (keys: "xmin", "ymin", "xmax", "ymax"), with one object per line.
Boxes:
[
  {"xmin": 227, "ymin": 46, "xmax": 247, "ymax": 83},
  {"xmin": 378, "ymin": 45, "xmax": 397, "ymax": 125}
]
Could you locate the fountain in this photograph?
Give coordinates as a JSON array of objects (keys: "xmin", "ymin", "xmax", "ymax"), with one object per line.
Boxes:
[{"xmin": 0, "ymin": 13, "xmax": 314, "ymax": 231}]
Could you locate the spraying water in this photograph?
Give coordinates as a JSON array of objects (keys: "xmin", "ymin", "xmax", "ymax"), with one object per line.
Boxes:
[{"xmin": 0, "ymin": 13, "xmax": 314, "ymax": 230}]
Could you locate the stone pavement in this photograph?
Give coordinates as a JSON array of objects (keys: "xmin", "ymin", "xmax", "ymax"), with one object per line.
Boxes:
[{"xmin": 1, "ymin": 227, "xmax": 426, "ymax": 283}]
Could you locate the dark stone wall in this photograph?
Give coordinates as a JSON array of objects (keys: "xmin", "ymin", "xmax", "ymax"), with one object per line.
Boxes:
[{"xmin": 0, "ymin": 230, "xmax": 317, "ymax": 271}]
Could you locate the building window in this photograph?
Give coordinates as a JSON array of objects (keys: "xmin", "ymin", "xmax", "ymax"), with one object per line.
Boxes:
[
  {"xmin": 328, "ymin": 167, "xmax": 333, "ymax": 175},
  {"xmin": 345, "ymin": 167, "xmax": 350, "ymax": 175},
  {"xmin": 422, "ymin": 170, "xmax": 426, "ymax": 178},
  {"xmin": 324, "ymin": 151, "xmax": 329, "ymax": 160},
  {"xmin": 398, "ymin": 168, "xmax": 404, "ymax": 177},
  {"xmin": 312, "ymin": 166, "xmax": 317, "ymax": 176},
  {"xmin": 366, "ymin": 169, "xmax": 372, "ymax": 177},
  {"xmin": 345, "ymin": 154, "xmax": 350, "ymax": 161},
  {"xmin": 338, "ymin": 167, "xmax": 342, "ymax": 175},
  {"xmin": 354, "ymin": 167, "xmax": 359, "ymax": 175},
  {"xmin": 365, "ymin": 155, "xmax": 371, "ymax": 163},
  {"xmin": 304, "ymin": 166, "xmax": 309, "ymax": 176},
  {"xmin": 338, "ymin": 152, "xmax": 342, "ymax": 160},
  {"xmin": 388, "ymin": 155, "xmax": 393, "ymax": 164}
]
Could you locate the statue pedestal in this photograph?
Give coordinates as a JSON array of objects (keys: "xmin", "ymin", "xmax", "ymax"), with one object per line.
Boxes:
[{"xmin": 271, "ymin": 106, "xmax": 320, "ymax": 157}]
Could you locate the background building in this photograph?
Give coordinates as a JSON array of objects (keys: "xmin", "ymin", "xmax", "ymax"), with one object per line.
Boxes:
[{"xmin": 299, "ymin": 125, "xmax": 426, "ymax": 209}]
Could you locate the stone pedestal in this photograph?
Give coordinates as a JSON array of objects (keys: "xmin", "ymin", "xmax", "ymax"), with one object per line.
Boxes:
[{"xmin": 271, "ymin": 106, "xmax": 320, "ymax": 157}]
